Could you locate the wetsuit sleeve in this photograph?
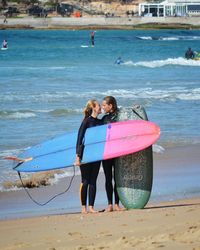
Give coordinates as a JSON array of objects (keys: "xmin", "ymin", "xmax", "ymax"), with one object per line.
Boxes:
[{"xmin": 76, "ymin": 118, "xmax": 88, "ymax": 156}]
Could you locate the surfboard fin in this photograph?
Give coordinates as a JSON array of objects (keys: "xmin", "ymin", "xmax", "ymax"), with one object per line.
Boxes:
[{"xmin": 4, "ymin": 156, "xmax": 33, "ymax": 163}]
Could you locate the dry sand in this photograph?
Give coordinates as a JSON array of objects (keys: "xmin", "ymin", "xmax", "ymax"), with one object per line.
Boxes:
[{"xmin": 0, "ymin": 198, "xmax": 200, "ymax": 250}]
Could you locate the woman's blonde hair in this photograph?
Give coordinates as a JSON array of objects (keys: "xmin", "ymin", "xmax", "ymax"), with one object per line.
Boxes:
[{"xmin": 83, "ymin": 99, "xmax": 97, "ymax": 118}]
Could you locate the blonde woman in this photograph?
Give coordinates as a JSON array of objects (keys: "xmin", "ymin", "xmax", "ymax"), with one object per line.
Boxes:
[{"xmin": 75, "ymin": 99, "xmax": 102, "ymax": 214}]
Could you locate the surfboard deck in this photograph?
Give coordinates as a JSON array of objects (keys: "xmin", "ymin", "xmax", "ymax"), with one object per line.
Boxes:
[
  {"xmin": 115, "ymin": 105, "xmax": 153, "ymax": 209},
  {"xmin": 8, "ymin": 119, "xmax": 160, "ymax": 173}
]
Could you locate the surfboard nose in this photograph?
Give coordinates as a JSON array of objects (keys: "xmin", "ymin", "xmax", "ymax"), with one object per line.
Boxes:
[{"xmin": 155, "ymin": 124, "xmax": 161, "ymax": 136}]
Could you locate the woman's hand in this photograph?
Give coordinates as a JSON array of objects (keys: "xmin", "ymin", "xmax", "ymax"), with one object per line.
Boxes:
[{"xmin": 74, "ymin": 155, "xmax": 81, "ymax": 166}]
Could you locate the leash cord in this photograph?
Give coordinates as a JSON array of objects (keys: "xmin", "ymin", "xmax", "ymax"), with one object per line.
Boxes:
[{"xmin": 18, "ymin": 166, "xmax": 75, "ymax": 206}]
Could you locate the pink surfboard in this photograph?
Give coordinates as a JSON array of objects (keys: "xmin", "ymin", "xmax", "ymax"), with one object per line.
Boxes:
[{"xmin": 104, "ymin": 120, "xmax": 160, "ymax": 160}]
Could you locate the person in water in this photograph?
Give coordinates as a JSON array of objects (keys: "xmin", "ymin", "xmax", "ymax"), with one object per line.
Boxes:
[
  {"xmin": 2, "ymin": 39, "xmax": 8, "ymax": 48},
  {"xmin": 115, "ymin": 57, "xmax": 124, "ymax": 65},
  {"xmin": 185, "ymin": 47, "xmax": 195, "ymax": 59},
  {"xmin": 75, "ymin": 99, "xmax": 102, "ymax": 214},
  {"xmin": 90, "ymin": 31, "xmax": 95, "ymax": 46},
  {"xmin": 101, "ymin": 96, "xmax": 124, "ymax": 212}
]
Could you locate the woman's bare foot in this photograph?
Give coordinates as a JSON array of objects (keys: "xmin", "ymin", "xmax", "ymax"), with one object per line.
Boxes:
[
  {"xmin": 89, "ymin": 206, "xmax": 99, "ymax": 213},
  {"xmin": 81, "ymin": 206, "xmax": 88, "ymax": 214},
  {"xmin": 105, "ymin": 204, "xmax": 113, "ymax": 212},
  {"xmin": 114, "ymin": 204, "xmax": 124, "ymax": 211}
]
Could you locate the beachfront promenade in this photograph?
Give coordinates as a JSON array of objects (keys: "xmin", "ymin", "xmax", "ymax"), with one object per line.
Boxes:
[{"xmin": 1, "ymin": 16, "xmax": 200, "ymax": 29}]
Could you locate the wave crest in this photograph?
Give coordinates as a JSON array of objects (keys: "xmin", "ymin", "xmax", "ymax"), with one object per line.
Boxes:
[
  {"xmin": 0, "ymin": 110, "xmax": 36, "ymax": 119},
  {"xmin": 0, "ymin": 108, "xmax": 82, "ymax": 120},
  {"xmin": 137, "ymin": 36, "xmax": 200, "ymax": 41},
  {"xmin": 124, "ymin": 57, "xmax": 200, "ymax": 68}
]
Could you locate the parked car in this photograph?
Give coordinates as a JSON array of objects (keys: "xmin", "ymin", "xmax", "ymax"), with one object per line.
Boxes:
[
  {"xmin": 57, "ymin": 3, "xmax": 74, "ymax": 17},
  {"xmin": 27, "ymin": 6, "xmax": 48, "ymax": 17},
  {"xmin": 3, "ymin": 6, "xmax": 20, "ymax": 17}
]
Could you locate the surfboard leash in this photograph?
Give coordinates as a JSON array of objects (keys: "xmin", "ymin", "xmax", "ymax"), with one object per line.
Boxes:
[{"xmin": 17, "ymin": 165, "xmax": 76, "ymax": 206}]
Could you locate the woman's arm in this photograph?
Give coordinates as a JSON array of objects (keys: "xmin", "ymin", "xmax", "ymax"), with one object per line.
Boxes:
[{"xmin": 75, "ymin": 118, "xmax": 88, "ymax": 162}]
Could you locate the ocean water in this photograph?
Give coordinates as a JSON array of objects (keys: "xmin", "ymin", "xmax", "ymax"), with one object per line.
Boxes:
[{"xmin": 0, "ymin": 29, "xmax": 200, "ymax": 192}]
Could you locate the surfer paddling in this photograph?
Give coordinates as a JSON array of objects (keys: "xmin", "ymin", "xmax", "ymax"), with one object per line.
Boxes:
[
  {"xmin": 185, "ymin": 47, "xmax": 195, "ymax": 60},
  {"xmin": 2, "ymin": 39, "xmax": 8, "ymax": 49},
  {"xmin": 75, "ymin": 99, "xmax": 102, "ymax": 214}
]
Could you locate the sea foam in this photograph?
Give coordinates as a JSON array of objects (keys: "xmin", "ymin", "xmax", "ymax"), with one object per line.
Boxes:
[
  {"xmin": 137, "ymin": 35, "xmax": 200, "ymax": 41},
  {"xmin": 124, "ymin": 57, "xmax": 200, "ymax": 68}
]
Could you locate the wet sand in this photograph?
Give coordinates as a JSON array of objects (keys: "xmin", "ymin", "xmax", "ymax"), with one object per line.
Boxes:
[{"xmin": 0, "ymin": 144, "xmax": 200, "ymax": 220}]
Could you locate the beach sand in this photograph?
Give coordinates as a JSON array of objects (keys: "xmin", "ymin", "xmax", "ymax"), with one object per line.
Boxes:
[
  {"xmin": 0, "ymin": 145, "xmax": 200, "ymax": 249},
  {"xmin": 1, "ymin": 16, "xmax": 200, "ymax": 30},
  {"xmin": 0, "ymin": 198, "xmax": 200, "ymax": 250}
]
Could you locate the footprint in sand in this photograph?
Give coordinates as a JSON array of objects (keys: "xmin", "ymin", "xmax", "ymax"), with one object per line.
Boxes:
[
  {"xmin": 187, "ymin": 208, "xmax": 195, "ymax": 212},
  {"xmin": 68, "ymin": 232, "xmax": 82, "ymax": 237},
  {"xmin": 187, "ymin": 225, "xmax": 198, "ymax": 234},
  {"xmin": 118, "ymin": 236, "xmax": 129, "ymax": 244},
  {"xmin": 99, "ymin": 231, "xmax": 112, "ymax": 236},
  {"xmin": 169, "ymin": 233, "xmax": 176, "ymax": 241},
  {"xmin": 151, "ymin": 241, "xmax": 165, "ymax": 248}
]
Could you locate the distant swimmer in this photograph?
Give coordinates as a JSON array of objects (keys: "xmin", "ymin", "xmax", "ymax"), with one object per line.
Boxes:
[
  {"xmin": 2, "ymin": 39, "xmax": 8, "ymax": 49},
  {"xmin": 185, "ymin": 47, "xmax": 195, "ymax": 60},
  {"xmin": 115, "ymin": 57, "xmax": 124, "ymax": 65},
  {"xmin": 90, "ymin": 31, "xmax": 95, "ymax": 47}
]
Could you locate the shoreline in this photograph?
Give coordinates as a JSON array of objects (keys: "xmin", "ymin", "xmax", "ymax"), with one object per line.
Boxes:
[
  {"xmin": 0, "ymin": 144, "xmax": 200, "ymax": 221},
  {"xmin": 0, "ymin": 197, "xmax": 200, "ymax": 250},
  {"xmin": 1, "ymin": 16, "xmax": 200, "ymax": 30}
]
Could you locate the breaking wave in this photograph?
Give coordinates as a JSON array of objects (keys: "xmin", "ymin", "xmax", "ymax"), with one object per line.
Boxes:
[
  {"xmin": 0, "ymin": 108, "xmax": 82, "ymax": 120},
  {"xmin": 124, "ymin": 57, "xmax": 200, "ymax": 68},
  {"xmin": 1, "ymin": 87, "xmax": 200, "ymax": 116},
  {"xmin": 136, "ymin": 36, "xmax": 200, "ymax": 41},
  {"xmin": 0, "ymin": 66, "xmax": 71, "ymax": 71},
  {"xmin": 0, "ymin": 110, "xmax": 36, "ymax": 119}
]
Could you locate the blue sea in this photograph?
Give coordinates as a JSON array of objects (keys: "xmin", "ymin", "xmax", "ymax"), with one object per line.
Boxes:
[{"xmin": 0, "ymin": 29, "xmax": 200, "ymax": 211}]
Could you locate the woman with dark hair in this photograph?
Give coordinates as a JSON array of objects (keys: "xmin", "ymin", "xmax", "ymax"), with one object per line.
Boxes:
[
  {"xmin": 101, "ymin": 96, "xmax": 123, "ymax": 212},
  {"xmin": 75, "ymin": 99, "xmax": 101, "ymax": 214}
]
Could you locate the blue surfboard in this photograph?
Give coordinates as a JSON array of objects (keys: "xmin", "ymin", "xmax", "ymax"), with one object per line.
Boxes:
[{"xmin": 6, "ymin": 120, "xmax": 160, "ymax": 173}]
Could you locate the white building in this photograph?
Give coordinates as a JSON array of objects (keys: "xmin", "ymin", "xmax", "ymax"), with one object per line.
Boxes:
[{"xmin": 139, "ymin": 0, "xmax": 200, "ymax": 17}]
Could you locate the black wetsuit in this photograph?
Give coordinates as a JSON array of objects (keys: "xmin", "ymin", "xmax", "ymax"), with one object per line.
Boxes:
[
  {"xmin": 90, "ymin": 33, "xmax": 95, "ymax": 46},
  {"xmin": 185, "ymin": 49, "xmax": 195, "ymax": 59},
  {"xmin": 101, "ymin": 111, "xmax": 120, "ymax": 205},
  {"xmin": 76, "ymin": 116, "xmax": 101, "ymax": 206}
]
